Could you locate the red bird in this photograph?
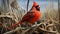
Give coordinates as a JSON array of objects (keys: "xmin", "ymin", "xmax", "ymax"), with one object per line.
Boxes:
[{"xmin": 8, "ymin": 2, "xmax": 41, "ymax": 29}]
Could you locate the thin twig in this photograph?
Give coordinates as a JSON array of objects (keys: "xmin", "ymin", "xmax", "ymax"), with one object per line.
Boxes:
[{"xmin": 27, "ymin": 0, "xmax": 29, "ymax": 11}]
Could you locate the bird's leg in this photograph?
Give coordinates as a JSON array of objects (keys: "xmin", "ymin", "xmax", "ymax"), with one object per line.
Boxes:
[
  {"xmin": 27, "ymin": 22, "xmax": 30, "ymax": 28},
  {"xmin": 27, "ymin": 22, "xmax": 32, "ymax": 28}
]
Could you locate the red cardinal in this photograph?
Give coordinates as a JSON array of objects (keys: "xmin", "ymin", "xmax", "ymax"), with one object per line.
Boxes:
[{"xmin": 8, "ymin": 2, "xmax": 41, "ymax": 29}]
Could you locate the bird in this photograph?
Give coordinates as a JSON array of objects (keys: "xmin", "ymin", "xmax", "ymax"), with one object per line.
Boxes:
[{"xmin": 8, "ymin": 1, "xmax": 41, "ymax": 30}]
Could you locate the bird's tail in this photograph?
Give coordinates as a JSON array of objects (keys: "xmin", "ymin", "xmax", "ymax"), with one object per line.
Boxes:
[
  {"xmin": 8, "ymin": 21, "xmax": 21, "ymax": 30},
  {"xmin": 12, "ymin": 22, "xmax": 20, "ymax": 28}
]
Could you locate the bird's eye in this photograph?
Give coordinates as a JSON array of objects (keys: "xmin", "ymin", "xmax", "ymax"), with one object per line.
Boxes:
[{"xmin": 35, "ymin": 5, "xmax": 40, "ymax": 11}]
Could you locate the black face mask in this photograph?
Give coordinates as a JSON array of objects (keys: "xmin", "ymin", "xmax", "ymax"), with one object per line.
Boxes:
[{"xmin": 35, "ymin": 5, "xmax": 40, "ymax": 11}]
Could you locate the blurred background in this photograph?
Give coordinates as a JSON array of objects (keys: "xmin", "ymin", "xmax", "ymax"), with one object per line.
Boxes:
[{"xmin": 0, "ymin": 0, "xmax": 59, "ymax": 34}]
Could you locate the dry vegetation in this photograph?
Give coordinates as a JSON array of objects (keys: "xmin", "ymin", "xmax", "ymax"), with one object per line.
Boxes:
[{"xmin": 0, "ymin": 0, "xmax": 60, "ymax": 34}]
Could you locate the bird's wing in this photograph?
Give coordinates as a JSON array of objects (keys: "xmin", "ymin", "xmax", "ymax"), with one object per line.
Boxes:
[{"xmin": 21, "ymin": 10, "xmax": 35, "ymax": 22}]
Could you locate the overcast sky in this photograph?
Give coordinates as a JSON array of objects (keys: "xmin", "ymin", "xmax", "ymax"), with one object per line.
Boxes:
[
  {"xmin": 0, "ymin": 0, "xmax": 58, "ymax": 13},
  {"xmin": 17, "ymin": 0, "xmax": 58, "ymax": 13}
]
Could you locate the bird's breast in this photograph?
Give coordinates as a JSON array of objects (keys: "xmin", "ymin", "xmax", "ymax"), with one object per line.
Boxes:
[{"xmin": 29, "ymin": 11, "xmax": 41, "ymax": 23}]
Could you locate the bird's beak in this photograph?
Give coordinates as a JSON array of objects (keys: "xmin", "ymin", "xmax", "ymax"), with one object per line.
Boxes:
[{"xmin": 38, "ymin": 6, "xmax": 40, "ymax": 8}]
